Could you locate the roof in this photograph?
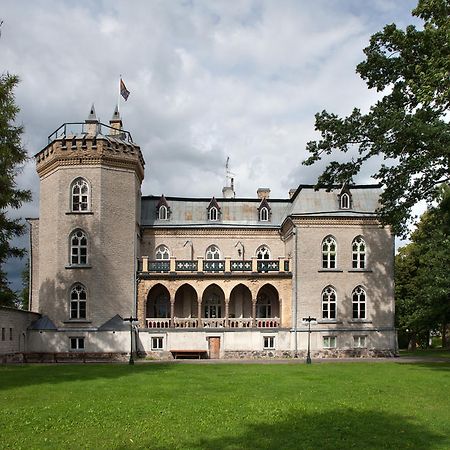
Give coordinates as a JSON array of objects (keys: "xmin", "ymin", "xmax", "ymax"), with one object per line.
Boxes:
[
  {"xmin": 141, "ymin": 184, "xmax": 381, "ymax": 227},
  {"xmin": 28, "ymin": 315, "xmax": 57, "ymax": 330},
  {"xmin": 98, "ymin": 314, "xmax": 130, "ymax": 331}
]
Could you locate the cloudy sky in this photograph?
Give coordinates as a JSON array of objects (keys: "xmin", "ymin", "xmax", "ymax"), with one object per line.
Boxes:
[{"xmin": 2, "ymin": 0, "xmax": 419, "ymax": 289}]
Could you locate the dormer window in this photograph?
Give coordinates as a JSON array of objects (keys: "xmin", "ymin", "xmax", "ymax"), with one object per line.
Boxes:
[
  {"xmin": 156, "ymin": 195, "xmax": 170, "ymax": 221},
  {"xmin": 208, "ymin": 206, "xmax": 218, "ymax": 221},
  {"xmin": 207, "ymin": 197, "xmax": 221, "ymax": 222},
  {"xmin": 257, "ymin": 198, "xmax": 271, "ymax": 222},
  {"xmin": 340, "ymin": 193, "xmax": 350, "ymax": 209},
  {"xmin": 158, "ymin": 205, "xmax": 168, "ymax": 220}
]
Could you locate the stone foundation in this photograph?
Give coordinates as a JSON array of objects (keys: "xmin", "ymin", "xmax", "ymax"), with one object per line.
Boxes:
[{"xmin": 223, "ymin": 349, "xmax": 397, "ymax": 359}]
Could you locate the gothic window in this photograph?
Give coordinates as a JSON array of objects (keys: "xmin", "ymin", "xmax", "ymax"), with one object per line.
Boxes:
[
  {"xmin": 71, "ymin": 178, "xmax": 90, "ymax": 212},
  {"xmin": 322, "ymin": 286, "xmax": 336, "ymax": 319},
  {"xmin": 155, "ymin": 245, "xmax": 170, "ymax": 260},
  {"xmin": 259, "ymin": 207, "xmax": 269, "ymax": 221},
  {"xmin": 208, "ymin": 206, "xmax": 218, "ymax": 221},
  {"xmin": 206, "ymin": 245, "xmax": 221, "ymax": 260},
  {"xmin": 70, "ymin": 230, "xmax": 88, "ymax": 265},
  {"xmin": 204, "ymin": 293, "xmax": 221, "ymax": 318},
  {"xmin": 256, "ymin": 245, "xmax": 270, "ymax": 260},
  {"xmin": 70, "ymin": 284, "xmax": 87, "ymax": 320},
  {"xmin": 352, "ymin": 286, "xmax": 366, "ymax": 319},
  {"xmin": 322, "ymin": 236, "xmax": 337, "ymax": 269},
  {"xmin": 340, "ymin": 193, "xmax": 350, "ymax": 209},
  {"xmin": 352, "ymin": 236, "xmax": 366, "ymax": 269},
  {"xmin": 158, "ymin": 205, "xmax": 168, "ymax": 220},
  {"xmin": 256, "ymin": 292, "xmax": 272, "ymax": 318}
]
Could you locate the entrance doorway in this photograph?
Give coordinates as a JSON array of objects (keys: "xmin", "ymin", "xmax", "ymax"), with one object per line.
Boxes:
[{"xmin": 208, "ymin": 337, "xmax": 221, "ymax": 359}]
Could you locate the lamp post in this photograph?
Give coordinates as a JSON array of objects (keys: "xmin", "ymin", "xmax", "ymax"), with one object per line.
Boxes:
[
  {"xmin": 302, "ymin": 316, "xmax": 316, "ymax": 364},
  {"xmin": 123, "ymin": 316, "xmax": 138, "ymax": 365}
]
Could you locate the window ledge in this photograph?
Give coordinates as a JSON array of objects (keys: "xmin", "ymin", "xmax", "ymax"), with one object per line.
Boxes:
[
  {"xmin": 348, "ymin": 319, "xmax": 372, "ymax": 323},
  {"xmin": 65, "ymin": 265, "xmax": 92, "ymax": 269},
  {"xmin": 317, "ymin": 320, "xmax": 343, "ymax": 324},
  {"xmin": 65, "ymin": 211, "xmax": 94, "ymax": 215},
  {"xmin": 348, "ymin": 269, "xmax": 373, "ymax": 273},
  {"xmin": 318, "ymin": 269, "xmax": 343, "ymax": 273},
  {"xmin": 63, "ymin": 320, "xmax": 91, "ymax": 324}
]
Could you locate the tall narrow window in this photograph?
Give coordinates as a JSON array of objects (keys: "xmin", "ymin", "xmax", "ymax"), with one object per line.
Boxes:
[
  {"xmin": 158, "ymin": 205, "xmax": 168, "ymax": 220},
  {"xmin": 352, "ymin": 237, "xmax": 366, "ymax": 269},
  {"xmin": 352, "ymin": 286, "xmax": 366, "ymax": 319},
  {"xmin": 70, "ymin": 230, "xmax": 88, "ymax": 265},
  {"xmin": 259, "ymin": 207, "xmax": 269, "ymax": 221},
  {"xmin": 206, "ymin": 245, "xmax": 221, "ymax": 260},
  {"xmin": 155, "ymin": 245, "xmax": 170, "ymax": 260},
  {"xmin": 208, "ymin": 206, "xmax": 218, "ymax": 221},
  {"xmin": 70, "ymin": 284, "xmax": 87, "ymax": 319},
  {"xmin": 256, "ymin": 292, "xmax": 272, "ymax": 318},
  {"xmin": 256, "ymin": 245, "xmax": 270, "ymax": 260},
  {"xmin": 322, "ymin": 236, "xmax": 337, "ymax": 269},
  {"xmin": 322, "ymin": 286, "xmax": 336, "ymax": 319},
  {"xmin": 340, "ymin": 193, "xmax": 350, "ymax": 209},
  {"xmin": 71, "ymin": 178, "xmax": 90, "ymax": 212}
]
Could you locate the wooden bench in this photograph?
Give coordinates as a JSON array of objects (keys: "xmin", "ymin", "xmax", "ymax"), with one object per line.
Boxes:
[{"xmin": 170, "ymin": 350, "xmax": 208, "ymax": 360}]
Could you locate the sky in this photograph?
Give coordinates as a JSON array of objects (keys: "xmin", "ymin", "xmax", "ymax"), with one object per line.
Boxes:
[{"xmin": 2, "ymin": 0, "xmax": 419, "ymax": 291}]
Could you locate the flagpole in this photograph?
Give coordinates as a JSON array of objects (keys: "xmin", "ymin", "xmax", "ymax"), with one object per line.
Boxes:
[{"xmin": 118, "ymin": 74, "xmax": 122, "ymax": 113}]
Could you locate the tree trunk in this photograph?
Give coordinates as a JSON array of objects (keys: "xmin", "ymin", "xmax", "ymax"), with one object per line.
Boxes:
[
  {"xmin": 442, "ymin": 321, "xmax": 448, "ymax": 349},
  {"xmin": 408, "ymin": 335, "xmax": 417, "ymax": 351}
]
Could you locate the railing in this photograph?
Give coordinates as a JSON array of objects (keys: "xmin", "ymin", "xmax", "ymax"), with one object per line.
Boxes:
[
  {"xmin": 146, "ymin": 318, "xmax": 171, "ymax": 328},
  {"xmin": 139, "ymin": 257, "xmax": 291, "ymax": 274},
  {"xmin": 145, "ymin": 317, "xmax": 280, "ymax": 329}
]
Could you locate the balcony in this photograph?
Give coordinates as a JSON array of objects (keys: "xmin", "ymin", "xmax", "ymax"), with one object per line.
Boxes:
[
  {"xmin": 138, "ymin": 256, "xmax": 291, "ymax": 276},
  {"xmin": 145, "ymin": 317, "xmax": 280, "ymax": 329}
]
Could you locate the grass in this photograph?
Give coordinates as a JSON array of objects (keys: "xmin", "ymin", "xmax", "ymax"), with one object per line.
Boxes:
[
  {"xmin": 1, "ymin": 362, "xmax": 449, "ymax": 449},
  {"xmin": 399, "ymin": 347, "xmax": 450, "ymax": 359}
]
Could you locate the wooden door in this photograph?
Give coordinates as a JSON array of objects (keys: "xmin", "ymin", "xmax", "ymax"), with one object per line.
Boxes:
[{"xmin": 208, "ymin": 337, "xmax": 221, "ymax": 359}]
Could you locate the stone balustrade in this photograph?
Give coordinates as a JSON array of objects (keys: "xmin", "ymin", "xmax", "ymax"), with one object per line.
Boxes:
[{"xmin": 145, "ymin": 317, "xmax": 280, "ymax": 329}]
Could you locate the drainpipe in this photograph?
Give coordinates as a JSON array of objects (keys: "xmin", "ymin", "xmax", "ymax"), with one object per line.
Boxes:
[{"xmin": 293, "ymin": 227, "xmax": 298, "ymax": 357}]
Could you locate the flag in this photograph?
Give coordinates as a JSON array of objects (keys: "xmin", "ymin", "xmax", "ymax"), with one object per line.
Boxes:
[{"xmin": 120, "ymin": 78, "xmax": 130, "ymax": 101}]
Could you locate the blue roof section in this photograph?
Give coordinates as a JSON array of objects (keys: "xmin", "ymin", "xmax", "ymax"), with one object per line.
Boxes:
[
  {"xmin": 28, "ymin": 315, "xmax": 57, "ymax": 330},
  {"xmin": 140, "ymin": 185, "xmax": 381, "ymax": 227}
]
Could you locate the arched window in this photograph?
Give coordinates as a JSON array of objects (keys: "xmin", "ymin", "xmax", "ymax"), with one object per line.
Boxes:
[
  {"xmin": 322, "ymin": 286, "xmax": 336, "ymax": 319},
  {"xmin": 352, "ymin": 286, "xmax": 366, "ymax": 319},
  {"xmin": 70, "ymin": 284, "xmax": 87, "ymax": 319},
  {"xmin": 256, "ymin": 292, "xmax": 272, "ymax": 318},
  {"xmin": 259, "ymin": 207, "xmax": 269, "ymax": 222},
  {"xmin": 155, "ymin": 245, "xmax": 170, "ymax": 260},
  {"xmin": 71, "ymin": 178, "xmax": 90, "ymax": 212},
  {"xmin": 208, "ymin": 206, "xmax": 218, "ymax": 221},
  {"xmin": 256, "ymin": 245, "xmax": 270, "ymax": 260},
  {"xmin": 352, "ymin": 236, "xmax": 366, "ymax": 269},
  {"xmin": 204, "ymin": 293, "xmax": 221, "ymax": 318},
  {"xmin": 206, "ymin": 245, "xmax": 221, "ymax": 260},
  {"xmin": 158, "ymin": 205, "xmax": 168, "ymax": 220},
  {"xmin": 322, "ymin": 236, "xmax": 337, "ymax": 269},
  {"xmin": 340, "ymin": 193, "xmax": 350, "ymax": 209},
  {"xmin": 70, "ymin": 230, "xmax": 88, "ymax": 265}
]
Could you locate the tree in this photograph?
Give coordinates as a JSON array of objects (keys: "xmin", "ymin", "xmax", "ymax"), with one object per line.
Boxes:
[
  {"xmin": 303, "ymin": 0, "xmax": 450, "ymax": 236},
  {"xmin": 0, "ymin": 73, "xmax": 31, "ymax": 307},
  {"xmin": 395, "ymin": 185, "xmax": 450, "ymax": 349}
]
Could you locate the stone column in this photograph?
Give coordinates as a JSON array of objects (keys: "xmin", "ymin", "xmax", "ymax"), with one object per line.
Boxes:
[
  {"xmin": 251, "ymin": 256, "xmax": 258, "ymax": 273},
  {"xmin": 278, "ymin": 256, "xmax": 285, "ymax": 273},
  {"xmin": 252, "ymin": 300, "xmax": 257, "ymax": 328},
  {"xmin": 170, "ymin": 301, "xmax": 175, "ymax": 328},
  {"xmin": 142, "ymin": 256, "xmax": 148, "ymax": 272},
  {"xmin": 170, "ymin": 256, "xmax": 176, "ymax": 273},
  {"xmin": 224, "ymin": 257, "xmax": 231, "ymax": 273},
  {"xmin": 225, "ymin": 297, "xmax": 230, "ymax": 328},
  {"xmin": 197, "ymin": 300, "xmax": 202, "ymax": 327}
]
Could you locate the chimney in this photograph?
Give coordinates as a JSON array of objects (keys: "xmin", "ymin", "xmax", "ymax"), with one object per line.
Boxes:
[
  {"xmin": 222, "ymin": 177, "xmax": 235, "ymax": 198},
  {"xmin": 257, "ymin": 188, "xmax": 270, "ymax": 199},
  {"xmin": 85, "ymin": 104, "xmax": 99, "ymax": 135},
  {"xmin": 109, "ymin": 104, "xmax": 123, "ymax": 135},
  {"xmin": 289, "ymin": 188, "xmax": 297, "ymax": 198}
]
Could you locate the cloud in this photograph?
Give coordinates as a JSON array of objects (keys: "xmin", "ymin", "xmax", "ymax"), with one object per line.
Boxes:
[{"xmin": 1, "ymin": 0, "xmax": 418, "ymax": 288}]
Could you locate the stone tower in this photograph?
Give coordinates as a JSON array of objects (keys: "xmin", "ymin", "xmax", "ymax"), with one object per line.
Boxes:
[{"xmin": 31, "ymin": 106, "xmax": 145, "ymax": 330}]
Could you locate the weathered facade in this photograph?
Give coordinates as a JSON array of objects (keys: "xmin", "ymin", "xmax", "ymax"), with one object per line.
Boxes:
[{"xmin": 25, "ymin": 109, "xmax": 397, "ymax": 359}]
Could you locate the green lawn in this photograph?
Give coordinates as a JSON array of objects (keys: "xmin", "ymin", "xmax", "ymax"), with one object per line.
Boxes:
[
  {"xmin": 399, "ymin": 348, "xmax": 450, "ymax": 359},
  {"xmin": 1, "ymin": 362, "xmax": 449, "ymax": 449}
]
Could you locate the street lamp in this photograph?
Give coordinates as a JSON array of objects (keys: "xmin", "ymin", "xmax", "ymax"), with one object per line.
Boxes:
[
  {"xmin": 302, "ymin": 316, "xmax": 316, "ymax": 364},
  {"xmin": 123, "ymin": 316, "xmax": 138, "ymax": 365}
]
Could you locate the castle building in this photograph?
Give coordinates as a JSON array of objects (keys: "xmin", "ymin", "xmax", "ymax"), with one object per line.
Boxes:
[{"xmin": 25, "ymin": 109, "xmax": 396, "ymax": 359}]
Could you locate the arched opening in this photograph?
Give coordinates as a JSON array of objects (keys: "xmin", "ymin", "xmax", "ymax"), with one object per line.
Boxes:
[
  {"xmin": 202, "ymin": 284, "xmax": 225, "ymax": 319},
  {"xmin": 256, "ymin": 284, "xmax": 280, "ymax": 326},
  {"xmin": 229, "ymin": 284, "xmax": 252, "ymax": 327},
  {"xmin": 146, "ymin": 284, "xmax": 170, "ymax": 319},
  {"xmin": 174, "ymin": 284, "xmax": 198, "ymax": 319}
]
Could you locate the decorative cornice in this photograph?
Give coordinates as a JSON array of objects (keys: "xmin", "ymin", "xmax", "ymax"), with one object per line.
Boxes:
[{"xmin": 141, "ymin": 228, "xmax": 282, "ymax": 236}]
